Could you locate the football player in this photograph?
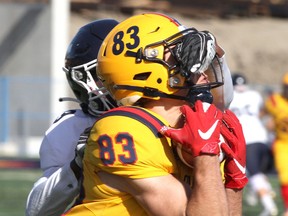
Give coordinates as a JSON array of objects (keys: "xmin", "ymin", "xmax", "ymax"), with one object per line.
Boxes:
[
  {"xmin": 64, "ymin": 13, "xmax": 247, "ymax": 216},
  {"xmin": 229, "ymin": 73, "xmax": 278, "ymax": 216},
  {"xmin": 266, "ymin": 73, "xmax": 288, "ymax": 216},
  {"xmin": 25, "ymin": 19, "xmax": 119, "ymax": 216}
]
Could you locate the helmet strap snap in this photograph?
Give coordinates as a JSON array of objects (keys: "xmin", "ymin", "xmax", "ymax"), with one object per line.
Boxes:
[{"xmin": 187, "ymin": 87, "xmax": 213, "ymax": 105}]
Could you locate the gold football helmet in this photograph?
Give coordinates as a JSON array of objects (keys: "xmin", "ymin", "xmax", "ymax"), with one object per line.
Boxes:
[{"xmin": 97, "ymin": 13, "xmax": 228, "ymax": 106}]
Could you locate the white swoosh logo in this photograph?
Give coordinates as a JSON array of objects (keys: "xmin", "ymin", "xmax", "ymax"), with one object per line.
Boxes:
[
  {"xmin": 198, "ymin": 120, "xmax": 219, "ymax": 140},
  {"xmin": 233, "ymin": 158, "xmax": 246, "ymax": 174}
]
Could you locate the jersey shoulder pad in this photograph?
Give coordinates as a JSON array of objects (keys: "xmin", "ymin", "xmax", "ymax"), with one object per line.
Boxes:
[
  {"xmin": 53, "ymin": 110, "xmax": 77, "ymax": 124},
  {"xmin": 98, "ymin": 106, "xmax": 165, "ymax": 138}
]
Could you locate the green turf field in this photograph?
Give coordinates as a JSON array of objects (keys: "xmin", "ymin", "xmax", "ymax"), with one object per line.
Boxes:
[
  {"xmin": 0, "ymin": 169, "xmax": 41, "ymax": 216},
  {"xmin": 243, "ymin": 174, "xmax": 285, "ymax": 215},
  {"xmin": 0, "ymin": 169, "xmax": 285, "ymax": 216}
]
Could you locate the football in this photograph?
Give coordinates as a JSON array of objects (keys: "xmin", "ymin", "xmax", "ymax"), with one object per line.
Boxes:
[{"xmin": 176, "ymin": 134, "xmax": 226, "ymax": 168}]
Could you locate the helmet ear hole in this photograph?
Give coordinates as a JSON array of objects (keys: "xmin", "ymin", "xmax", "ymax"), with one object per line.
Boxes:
[{"xmin": 133, "ymin": 72, "xmax": 151, "ymax": 81}]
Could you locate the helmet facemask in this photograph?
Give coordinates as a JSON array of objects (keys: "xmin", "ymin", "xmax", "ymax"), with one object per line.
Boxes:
[
  {"xmin": 63, "ymin": 59, "xmax": 117, "ymax": 115},
  {"xmin": 186, "ymin": 56, "xmax": 225, "ymax": 105},
  {"xmin": 124, "ymin": 28, "xmax": 226, "ymax": 106}
]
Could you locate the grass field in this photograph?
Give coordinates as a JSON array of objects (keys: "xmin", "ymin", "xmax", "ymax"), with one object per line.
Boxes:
[
  {"xmin": 243, "ymin": 174, "xmax": 285, "ymax": 215},
  {"xmin": 0, "ymin": 169, "xmax": 42, "ymax": 216},
  {"xmin": 0, "ymin": 169, "xmax": 285, "ymax": 216}
]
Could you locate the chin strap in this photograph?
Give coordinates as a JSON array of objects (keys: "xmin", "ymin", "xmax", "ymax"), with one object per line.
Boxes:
[
  {"xmin": 58, "ymin": 97, "xmax": 90, "ymax": 115},
  {"xmin": 59, "ymin": 97, "xmax": 81, "ymax": 103},
  {"xmin": 187, "ymin": 87, "xmax": 213, "ymax": 104},
  {"xmin": 115, "ymin": 85, "xmax": 213, "ymax": 105},
  {"xmin": 115, "ymin": 85, "xmax": 186, "ymax": 101}
]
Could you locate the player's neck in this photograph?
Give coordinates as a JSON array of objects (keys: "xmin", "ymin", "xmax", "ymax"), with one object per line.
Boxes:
[{"xmin": 143, "ymin": 98, "xmax": 186, "ymax": 128}]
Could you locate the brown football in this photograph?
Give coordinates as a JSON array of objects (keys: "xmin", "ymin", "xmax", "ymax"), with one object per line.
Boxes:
[{"xmin": 176, "ymin": 134, "xmax": 226, "ymax": 168}]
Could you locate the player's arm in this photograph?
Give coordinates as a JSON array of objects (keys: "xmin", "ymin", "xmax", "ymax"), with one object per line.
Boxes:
[
  {"xmin": 187, "ymin": 155, "xmax": 228, "ymax": 216},
  {"xmin": 97, "ymin": 154, "xmax": 226, "ymax": 216},
  {"xmin": 225, "ymin": 188, "xmax": 243, "ymax": 216},
  {"xmin": 97, "ymin": 170, "xmax": 190, "ymax": 216},
  {"xmin": 25, "ymin": 129, "xmax": 87, "ymax": 216},
  {"xmin": 25, "ymin": 162, "xmax": 80, "ymax": 216}
]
